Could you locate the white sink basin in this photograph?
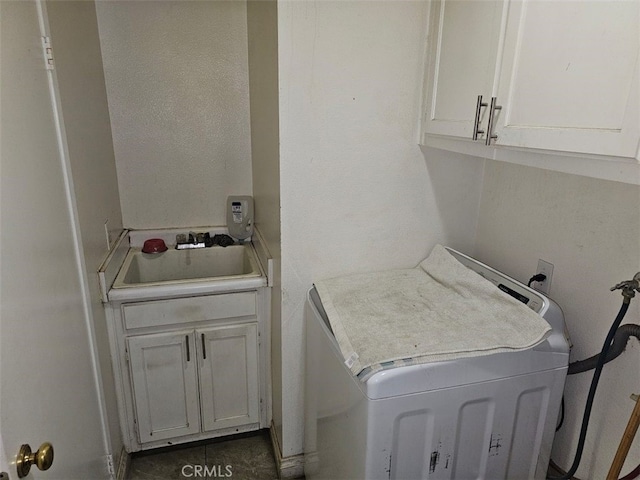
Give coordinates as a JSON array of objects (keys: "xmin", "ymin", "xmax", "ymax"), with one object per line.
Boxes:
[{"xmin": 113, "ymin": 244, "xmax": 262, "ymax": 288}]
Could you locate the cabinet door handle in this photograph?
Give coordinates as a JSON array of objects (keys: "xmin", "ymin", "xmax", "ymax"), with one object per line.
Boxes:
[
  {"xmin": 185, "ymin": 335, "xmax": 190, "ymax": 362},
  {"xmin": 472, "ymin": 95, "xmax": 487, "ymax": 140},
  {"xmin": 485, "ymin": 96, "xmax": 502, "ymax": 146},
  {"xmin": 201, "ymin": 333, "xmax": 207, "ymax": 360}
]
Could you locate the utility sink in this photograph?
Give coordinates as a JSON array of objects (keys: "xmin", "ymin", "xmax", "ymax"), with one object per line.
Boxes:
[{"xmin": 113, "ymin": 244, "xmax": 262, "ymax": 289}]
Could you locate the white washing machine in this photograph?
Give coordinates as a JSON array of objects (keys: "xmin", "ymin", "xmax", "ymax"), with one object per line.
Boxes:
[{"xmin": 304, "ymin": 247, "xmax": 570, "ymax": 480}]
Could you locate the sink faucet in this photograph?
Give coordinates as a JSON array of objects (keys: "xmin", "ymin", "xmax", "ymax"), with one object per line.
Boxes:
[{"xmin": 176, "ymin": 231, "xmax": 212, "ymax": 250}]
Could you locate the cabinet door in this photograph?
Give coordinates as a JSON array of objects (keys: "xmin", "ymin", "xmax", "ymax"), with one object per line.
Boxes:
[
  {"xmin": 197, "ymin": 323, "xmax": 260, "ymax": 432},
  {"xmin": 422, "ymin": 0, "xmax": 506, "ymax": 139},
  {"xmin": 128, "ymin": 331, "xmax": 200, "ymax": 443},
  {"xmin": 494, "ymin": 0, "xmax": 640, "ymax": 157}
]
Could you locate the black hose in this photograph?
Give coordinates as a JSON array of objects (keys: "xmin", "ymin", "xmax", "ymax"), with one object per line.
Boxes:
[
  {"xmin": 547, "ymin": 300, "xmax": 630, "ymax": 480},
  {"xmin": 621, "ymin": 464, "xmax": 640, "ymax": 480},
  {"xmin": 555, "ymin": 397, "xmax": 565, "ymax": 432},
  {"xmin": 568, "ymin": 323, "xmax": 640, "ymax": 375}
]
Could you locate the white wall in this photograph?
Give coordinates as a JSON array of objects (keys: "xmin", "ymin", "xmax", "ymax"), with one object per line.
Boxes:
[
  {"xmin": 96, "ymin": 1, "xmax": 253, "ymax": 229},
  {"xmin": 247, "ymin": 0, "xmax": 283, "ymax": 447},
  {"xmin": 475, "ymin": 160, "xmax": 640, "ymax": 479},
  {"xmin": 46, "ymin": 0, "xmax": 124, "ymax": 464},
  {"xmin": 86, "ymin": 4, "xmax": 640, "ymax": 476},
  {"xmin": 276, "ymin": 0, "xmax": 485, "ymax": 457}
]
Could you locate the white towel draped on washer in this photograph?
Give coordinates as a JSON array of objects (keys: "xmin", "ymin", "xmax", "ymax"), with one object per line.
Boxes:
[{"xmin": 314, "ymin": 245, "xmax": 552, "ymax": 380}]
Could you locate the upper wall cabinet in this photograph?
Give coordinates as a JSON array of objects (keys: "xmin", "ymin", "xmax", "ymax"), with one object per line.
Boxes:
[
  {"xmin": 422, "ymin": 0, "xmax": 640, "ymax": 160},
  {"xmin": 422, "ymin": 0, "xmax": 506, "ymax": 140}
]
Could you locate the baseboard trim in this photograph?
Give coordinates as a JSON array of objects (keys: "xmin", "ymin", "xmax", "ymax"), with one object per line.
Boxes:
[
  {"xmin": 116, "ymin": 447, "xmax": 130, "ymax": 480},
  {"xmin": 269, "ymin": 422, "xmax": 305, "ymax": 479}
]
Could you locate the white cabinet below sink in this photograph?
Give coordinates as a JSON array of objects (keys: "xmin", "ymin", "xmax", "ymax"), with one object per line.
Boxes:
[
  {"xmin": 128, "ymin": 330, "xmax": 201, "ymax": 443},
  {"xmin": 106, "ymin": 288, "xmax": 270, "ymax": 452},
  {"xmin": 128, "ymin": 323, "xmax": 259, "ymax": 443},
  {"xmin": 198, "ymin": 323, "xmax": 260, "ymax": 432}
]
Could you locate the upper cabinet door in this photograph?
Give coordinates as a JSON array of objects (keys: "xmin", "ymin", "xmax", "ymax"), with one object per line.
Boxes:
[
  {"xmin": 493, "ymin": 0, "xmax": 640, "ymax": 158},
  {"xmin": 422, "ymin": 0, "xmax": 507, "ymax": 140}
]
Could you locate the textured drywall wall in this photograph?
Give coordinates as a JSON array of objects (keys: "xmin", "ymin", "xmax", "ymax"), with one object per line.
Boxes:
[
  {"xmin": 247, "ymin": 0, "xmax": 282, "ymax": 446},
  {"xmin": 277, "ymin": 0, "xmax": 485, "ymax": 457},
  {"xmin": 475, "ymin": 160, "xmax": 640, "ymax": 479},
  {"xmin": 96, "ymin": 1, "xmax": 252, "ymax": 228},
  {"xmin": 46, "ymin": 0, "xmax": 124, "ymax": 463}
]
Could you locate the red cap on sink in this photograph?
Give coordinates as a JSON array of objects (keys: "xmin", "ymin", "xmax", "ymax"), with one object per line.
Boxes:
[{"xmin": 142, "ymin": 238, "xmax": 168, "ymax": 254}]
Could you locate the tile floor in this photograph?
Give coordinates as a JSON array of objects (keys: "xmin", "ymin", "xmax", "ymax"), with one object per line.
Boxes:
[
  {"xmin": 127, "ymin": 430, "xmax": 279, "ymax": 480},
  {"xmin": 126, "ymin": 431, "xmax": 563, "ymax": 480}
]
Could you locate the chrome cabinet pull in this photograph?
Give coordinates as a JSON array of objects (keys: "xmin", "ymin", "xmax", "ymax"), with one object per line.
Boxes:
[
  {"xmin": 201, "ymin": 333, "xmax": 207, "ymax": 360},
  {"xmin": 185, "ymin": 335, "xmax": 190, "ymax": 362},
  {"xmin": 472, "ymin": 95, "xmax": 487, "ymax": 140},
  {"xmin": 485, "ymin": 96, "xmax": 502, "ymax": 145}
]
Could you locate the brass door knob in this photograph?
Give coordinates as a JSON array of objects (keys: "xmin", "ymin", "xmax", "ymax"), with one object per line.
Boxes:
[{"xmin": 16, "ymin": 443, "xmax": 53, "ymax": 478}]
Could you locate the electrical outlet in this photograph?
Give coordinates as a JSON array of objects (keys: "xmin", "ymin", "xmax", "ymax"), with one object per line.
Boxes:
[{"xmin": 536, "ymin": 259, "xmax": 554, "ymax": 294}]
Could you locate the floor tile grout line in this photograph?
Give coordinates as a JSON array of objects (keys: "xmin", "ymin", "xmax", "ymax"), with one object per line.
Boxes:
[{"xmin": 126, "ymin": 431, "xmax": 279, "ymax": 480}]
